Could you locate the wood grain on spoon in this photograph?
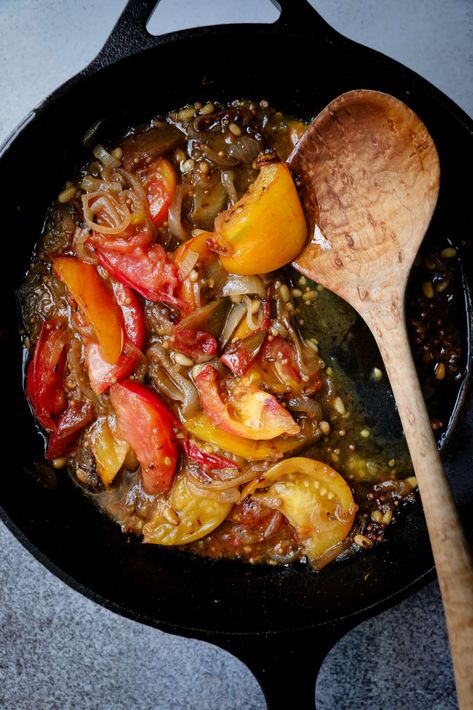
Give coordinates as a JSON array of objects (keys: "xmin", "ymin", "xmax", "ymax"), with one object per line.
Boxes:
[{"xmin": 288, "ymin": 89, "xmax": 473, "ymax": 709}]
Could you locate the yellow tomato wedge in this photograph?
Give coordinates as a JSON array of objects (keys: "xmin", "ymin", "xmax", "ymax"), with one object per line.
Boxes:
[
  {"xmin": 252, "ymin": 457, "xmax": 358, "ymax": 565},
  {"xmin": 52, "ymin": 256, "xmax": 123, "ymax": 364},
  {"xmin": 184, "ymin": 414, "xmax": 301, "ymax": 461},
  {"xmin": 215, "ymin": 162, "xmax": 307, "ymax": 275},
  {"xmin": 142, "ymin": 470, "xmax": 232, "ymax": 545},
  {"xmin": 90, "ymin": 417, "xmax": 129, "ymax": 486}
]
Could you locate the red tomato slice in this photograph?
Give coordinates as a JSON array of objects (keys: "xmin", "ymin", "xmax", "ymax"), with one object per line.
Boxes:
[
  {"xmin": 143, "ymin": 158, "xmax": 176, "ymax": 227},
  {"xmin": 88, "ymin": 228, "xmax": 153, "ymax": 255},
  {"xmin": 258, "ymin": 336, "xmax": 323, "ymax": 395},
  {"xmin": 52, "ymin": 256, "xmax": 123, "ymax": 365},
  {"xmin": 182, "ymin": 439, "xmax": 239, "ymax": 472},
  {"xmin": 26, "ymin": 319, "xmax": 68, "ymax": 431},
  {"xmin": 110, "ymin": 381, "xmax": 179, "ymax": 495},
  {"xmin": 220, "ymin": 331, "xmax": 265, "ymax": 376},
  {"xmin": 86, "ymin": 281, "xmax": 145, "ymax": 394},
  {"xmin": 88, "ymin": 237, "xmax": 186, "ymax": 312},
  {"xmin": 46, "ymin": 400, "xmax": 94, "ymax": 460},
  {"xmin": 171, "ymin": 327, "xmax": 217, "ymax": 362},
  {"xmin": 112, "ymin": 281, "xmax": 144, "ymax": 350},
  {"xmin": 194, "ymin": 365, "xmax": 300, "ymax": 441}
]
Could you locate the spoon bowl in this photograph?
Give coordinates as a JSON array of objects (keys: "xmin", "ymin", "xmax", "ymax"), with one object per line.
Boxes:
[
  {"xmin": 289, "ymin": 89, "xmax": 439, "ymax": 321},
  {"xmin": 288, "ymin": 89, "xmax": 473, "ymax": 709}
]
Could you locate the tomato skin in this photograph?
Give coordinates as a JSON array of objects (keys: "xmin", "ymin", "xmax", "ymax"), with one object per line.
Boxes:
[
  {"xmin": 143, "ymin": 158, "xmax": 176, "ymax": 227},
  {"xmin": 26, "ymin": 319, "xmax": 68, "ymax": 431},
  {"xmin": 220, "ymin": 331, "xmax": 265, "ymax": 376},
  {"xmin": 172, "ymin": 327, "xmax": 217, "ymax": 362},
  {"xmin": 112, "ymin": 281, "xmax": 144, "ymax": 350},
  {"xmin": 194, "ymin": 365, "xmax": 300, "ymax": 440},
  {"xmin": 52, "ymin": 256, "xmax": 123, "ymax": 365},
  {"xmin": 86, "ymin": 281, "xmax": 145, "ymax": 394},
  {"xmin": 259, "ymin": 336, "xmax": 301, "ymax": 388},
  {"xmin": 46, "ymin": 400, "xmax": 94, "ymax": 460},
  {"xmin": 110, "ymin": 381, "xmax": 179, "ymax": 495},
  {"xmin": 182, "ymin": 439, "xmax": 239, "ymax": 472},
  {"xmin": 88, "ymin": 238, "xmax": 185, "ymax": 312}
]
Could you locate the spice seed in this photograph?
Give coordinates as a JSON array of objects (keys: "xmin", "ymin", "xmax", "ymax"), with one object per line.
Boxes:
[
  {"xmin": 382, "ymin": 510, "xmax": 393, "ymax": 525},
  {"xmin": 199, "ymin": 102, "xmax": 215, "ymax": 115},
  {"xmin": 177, "ymin": 107, "xmax": 196, "ymax": 120},
  {"xmin": 434, "ymin": 362, "xmax": 446, "ymax": 380},
  {"xmin": 371, "ymin": 510, "xmax": 383, "ymax": 523},
  {"xmin": 440, "ymin": 247, "xmax": 457, "ymax": 259},
  {"xmin": 319, "ymin": 420, "xmax": 331, "ymax": 435},
  {"xmin": 360, "ymin": 428, "xmax": 370, "ymax": 438},
  {"xmin": 436, "ymin": 279, "xmax": 449, "ymax": 293},
  {"xmin": 180, "ymin": 158, "xmax": 195, "ymax": 174},
  {"xmin": 354, "ymin": 534, "xmax": 373, "ymax": 549},
  {"xmin": 58, "ymin": 186, "xmax": 76, "ymax": 204},
  {"xmin": 229, "ymin": 122, "xmax": 242, "ymax": 136},
  {"xmin": 279, "ymin": 284, "xmax": 290, "ymax": 302},
  {"xmin": 333, "ymin": 396, "xmax": 346, "ymax": 415},
  {"xmin": 174, "ymin": 352, "xmax": 194, "ymax": 367},
  {"xmin": 422, "ymin": 281, "xmax": 434, "ymax": 299},
  {"xmin": 52, "ymin": 457, "xmax": 67, "ymax": 469}
]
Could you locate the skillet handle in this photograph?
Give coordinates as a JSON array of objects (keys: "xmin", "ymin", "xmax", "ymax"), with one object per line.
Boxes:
[
  {"xmin": 214, "ymin": 625, "xmax": 348, "ymax": 710},
  {"xmin": 87, "ymin": 0, "xmax": 161, "ymax": 71},
  {"xmin": 272, "ymin": 0, "xmax": 339, "ymax": 37},
  {"xmin": 86, "ymin": 0, "xmax": 340, "ymax": 73}
]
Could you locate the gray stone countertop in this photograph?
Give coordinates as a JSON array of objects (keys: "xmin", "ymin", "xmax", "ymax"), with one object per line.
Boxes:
[{"xmin": 0, "ymin": 1, "xmax": 472, "ymax": 708}]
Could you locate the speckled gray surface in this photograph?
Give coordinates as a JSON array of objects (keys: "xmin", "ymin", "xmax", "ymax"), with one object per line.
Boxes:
[{"xmin": 0, "ymin": 1, "xmax": 471, "ymax": 709}]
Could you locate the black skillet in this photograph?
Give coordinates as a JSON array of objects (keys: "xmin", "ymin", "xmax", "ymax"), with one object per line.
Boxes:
[{"xmin": 1, "ymin": 2, "xmax": 473, "ymax": 708}]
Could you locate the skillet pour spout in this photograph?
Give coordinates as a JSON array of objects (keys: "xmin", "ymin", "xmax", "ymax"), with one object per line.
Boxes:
[{"xmin": 1, "ymin": 1, "xmax": 472, "ymax": 709}]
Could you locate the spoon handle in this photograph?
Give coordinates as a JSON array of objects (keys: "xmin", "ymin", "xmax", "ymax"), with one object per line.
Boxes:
[{"xmin": 368, "ymin": 310, "xmax": 473, "ymax": 709}]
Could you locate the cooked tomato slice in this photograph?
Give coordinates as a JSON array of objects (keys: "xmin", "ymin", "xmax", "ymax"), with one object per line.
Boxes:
[
  {"xmin": 26, "ymin": 319, "xmax": 68, "ymax": 431},
  {"xmin": 220, "ymin": 331, "xmax": 265, "ymax": 376},
  {"xmin": 182, "ymin": 439, "xmax": 239, "ymax": 472},
  {"xmin": 142, "ymin": 158, "xmax": 176, "ymax": 227},
  {"xmin": 88, "ymin": 237, "xmax": 185, "ymax": 312},
  {"xmin": 112, "ymin": 281, "xmax": 144, "ymax": 350},
  {"xmin": 194, "ymin": 365, "xmax": 300, "ymax": 441},
  {"xmin": 110, "ymin": 381, "xmax": 179, "ymax": 495},
  {"xmin": 252, "ymin": 457, "xmax": 358, "ymax": 566},
  {"xmin": 86, "ymin": 281, "xmax": 145, "ymax": 394},
  {"xmin": 52, "ymin": 256, "xmax": 123, "ymax": 365},
  {"xmin": 46, "ymin": 400, "xmax": 94, "ymax": 460},
  {"xmin": 257, "ymin": 336, "xmax": 323, "ymax": 395},
  {"xmin": 171, "ymin": 327, "xmax": 217, "ymax": 362},
  {"xmin": 258, "ymin": 336, "xmax": 301, "ymax": 389}
]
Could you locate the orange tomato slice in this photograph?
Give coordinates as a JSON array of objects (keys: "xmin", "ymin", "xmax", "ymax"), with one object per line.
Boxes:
[{"xmin": 52, "ymin": 256, "xmax": 123, "ymax": 364}]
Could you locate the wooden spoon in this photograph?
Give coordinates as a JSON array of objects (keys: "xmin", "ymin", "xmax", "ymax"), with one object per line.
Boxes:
[{"xmin": 288, "ymin": 89, "xmax": 473, "ymax": 709}]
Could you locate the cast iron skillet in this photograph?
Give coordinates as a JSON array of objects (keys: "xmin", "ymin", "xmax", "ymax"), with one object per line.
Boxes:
[{"xmin": 1, "ymin": 2, "xmax": 473, "ymax": 707}]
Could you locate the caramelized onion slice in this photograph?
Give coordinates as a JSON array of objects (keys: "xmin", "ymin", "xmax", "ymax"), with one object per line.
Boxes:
[{"xmin": 82, "ymin": 191, "xmax": 131, "ymax": 235}]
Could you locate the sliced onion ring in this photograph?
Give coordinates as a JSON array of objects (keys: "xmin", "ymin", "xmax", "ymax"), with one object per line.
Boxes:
[
  {"xmin": 82, "ymin": 191, "xmax": 131, "ymax": 235},
  {"xmin": 222, "ymin": 275, "xmax": 266, "ymax": 299}
]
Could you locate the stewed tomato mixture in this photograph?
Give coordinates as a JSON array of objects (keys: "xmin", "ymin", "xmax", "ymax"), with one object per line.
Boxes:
[{"xmin": 19, "ymin": 100, "xmax": 464, "ymax": 569}]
